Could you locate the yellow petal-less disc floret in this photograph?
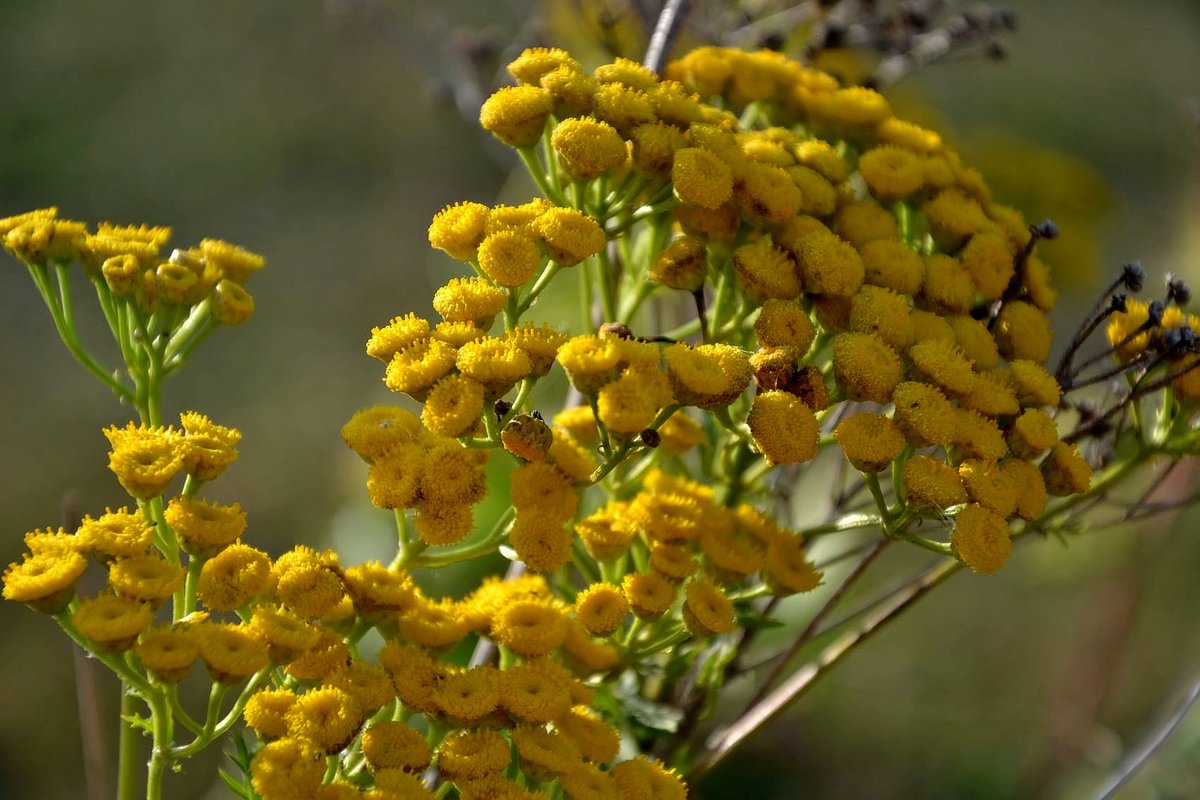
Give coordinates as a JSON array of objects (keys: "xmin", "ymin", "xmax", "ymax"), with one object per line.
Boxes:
[
  {"xmin": 250, "ymin": 738, "xmax": 324, "ymax": 800},
  {"xmin": 953, "ymin": 408, "xmax": 1008, "ymax": 461},
  {"xmin": 682, "ymin": 576, "xmax": 735, "ymax": 636},
  {"xmin": 361, "ymin": 720, "xmax": 431, "ymax": 773},
  {"xmin": 492, "ymin": 599, "xmax": 570, "ymax": 657},
  {"xmin": 903, "ymin": 455, "xmax": 968, "ymax": 514},
  {"xmin": 908, "ymin": 339, "xmax": 978, "ymax": 396},
  {"xmin": 575, "ymin": 504, "xmax": 636, "ymax": 561},
  {"xmin": 532, "ymin": 207, "xmax": 606, "ymax": 267},
  {"xmin": 859, "ymin": 145, "xmax": 926, "ymax": 200},
  {"xmin": 437, "ymin": 729, "xmax": 512, "ymax": 781},
  {"xmin": 672, "ymin": 147, "xmax": 734, "ymax": 209},
  {"xmin": 835, "ymin": 412, "xmax": 905, "ymax": 473},
  {"xmin": 732, "ymin": 238, "xmax": 801, "ymax": 302},
  {"xmin": 754, "ymin": 298, "xmax": 815, "ymax": 352},
  {"xmin": 960, "ymin": 231, "xmax": 1016, "ymax": 301},
  {"xmin": 197, "ymin": 622, "xmax": 270, "ymax": 684},
  {"xmin": 832, "ymin": 332, "xmax": 902, "ymax": 404},
  {"xmin": 994, "ymin": 301, "xmax": 1053, "ymax": 364},
  {"xmin": 623, "ymin": 571, "xmax": 677, "ymax": 621},
  {"xmin": 796, "ymin": 229, "xmax": 866, "ymax": 297},
  {"xmin": 428, "ymin": 201, "xmax": 490, "ymax": 261},
  {"xmin": 764, "ymin": 534, "xmax": 823, "ymax": 596},
  {"xmin": 108, "ymin": 554, "xmax": 186, "ymax": 605},
  {"xmin": 136, "ymin": 626, "xmax": 199, "ymax": 684},
  {"xmin": 1041, "ymin": 441, "xmax": 1093, "ymax": 496},
  {"xmin": 3, "ymin": 549, "xmax": 88, "ymax": 613},
  {"xmin": 1008, "ymin": 360, "xmax": 1063, "ymax": 407},
  {"xmin": 919, "ymin": 254, "xmax": 975, "ymax": 316},
  {"xmin": 951, "ymin": 504, "xmax": 1012, "ymax": 575},
  {"xmin": 555, "ymin": 706, "xmax": 621, "ymax": 764},
  {"xmin": 432, "ymin": 277, "xmax": 506, "ymax": 327},
  {"xmin": 849, "ymin": 285, "xmax": 913, "ymax": 352},
  {"xmin": 574, "ymin": 583, "xmax": 629, "ymax": 636},
  {"xmin": 1008, "ymin": 408, "xmax": 1058, "ymax": 459},
  {"xmin": 557, "ymin": 335, "xmax": 623, "ymax": 395},
  {"xmin": 477, "ymin": 229, "xmax": 541, "ymax": 287},
  {"xmin": 422, "ymin": 373, "xmax": 484, "ymax": 438},
  {"xmin": 510, "ymin": 513, "xmax": 573, "ymax": 573},
  {"xmin": 611, "ymin": 757, "xmax": 687, "ymax": 800},
  {"xmin": 164, "ymin": 496, "xmax": 247, "ymax": 557},
  {"xmin": 178, "ymin": 411, "xmax": 241, "ymax": 482},
  {"xmin": 747, "ymin": 390, "xmax": 818, "ymax": 465},
  {"xmin": 891, "ymin": 381, "xmax": 956, "ymax": 447},
  {"xmin": 505, "ymin": 323, "xmax": 568, "ymax": 376},
  {"xmin": 73, "ymin": 593, "xmax": 154, "ymax": 651},
  {"xmin": 593, "ymin": 82, "xmax": 657, "ymax": 134},
  {"xmin": 551, "ymin": 118, "xmax": 628, "ymax": 180},
  {"xmin": 958, "ymin": 459, "xmax": 1019, "ymax": 518},
  {"xmin": 286, "ymin": 687, "xmax": 364, "ymax": 754},
  {"xmin": 479, "ymin": 85, "xmax": 554, "ymax": 147},
  {"xmin": 103, "ymin": 423, "xmax": 186, "ymax": 500},
  {"xmin": 384, "ymin": 339, "xmax": 458, "ymax": 400},
  {"xmin": 197, "ymin": 543, "xmax": 272, "ymax": 612},
  {"xmin": 663, "ymin": 342, "xmax": 752, "ymax": 409},
  {"xmin": 508, "ymin": 47, "xmax": 580, "ymax": 85},
  {"xmin": 859, "ymin": 239, "xmax": 925, "ymax": 296},
  {"xmin": 649, "ymin": 235, "xmax": 708, "ymax": 292}
]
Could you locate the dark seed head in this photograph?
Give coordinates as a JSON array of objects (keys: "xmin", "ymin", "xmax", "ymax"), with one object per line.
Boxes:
[{"xmin": 1121, "ymin": 261, "xmax": 1146, "ymax": 292}]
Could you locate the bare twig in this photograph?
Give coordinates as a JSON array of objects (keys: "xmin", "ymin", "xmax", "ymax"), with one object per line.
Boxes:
[{"xmin": 643, "ymin": 0, "xmax": 693, "ymax": 75}]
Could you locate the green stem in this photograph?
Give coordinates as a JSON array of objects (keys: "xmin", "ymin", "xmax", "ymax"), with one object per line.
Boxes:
[
  {"xmin": 414, "ymin": 508, "xmax": 514, "ymax": 568},
  {"xmin": 182, "ymin": 555, "xmax": 203, "ymax": 616},
  {"xmin": 518, "ymin": 262, "xmax": 562, "ymax": 314},
  {"xmin": 117, "ymin": 689, "xmax": 140, "ymax": 800},
  {"xmin": 145, "ymin": 690, "xmax": 173, "ymax": 800},
  {"xmin": 517, "ymin": 146, "xmax": 566, "ymax": 205}
]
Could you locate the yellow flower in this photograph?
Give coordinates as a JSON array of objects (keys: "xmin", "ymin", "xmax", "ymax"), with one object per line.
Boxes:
[
  {"xmin": 551, "ymin": 118, "xmax": 628, "ymax": 180},
  {"xmin": 510, "ymin": 512, "xmax": 573, "ymax": 573},
  {"xmin": 244, "ymin": 687, "xmax": 298, "ymax": 741},
  {"xmin": 342, "ymin": 562, "xmax": 418, "ymax": 616},
  {"xmin": 919, "ymin": 254, "xmax": 975, "ymax": 316},
  {"xmin": 890, "ymin": 381, "xmax": 955, "ymax": 448},
  {"xmin": 764, "ymin": 535, "xmax": 823, "ymax": 596},
  {"xmin": 456, "ymin": 337, "xmax": 533, "ymax": 399},
  {"xmin": 922, "ymin": 188, "xmax": 991, "ymax": 250},
  {"xmin": 132, "ymin": 625, "xmax": 198, "ymax": 684},
  {"xmin": 421, "ymin": 373, "xmax": 484, "ymax": 438},
  {"xmin": 1007, "ymin": 409, "xmax": 1058, "ymax": 460},
  {"xmin": 960, "ymin": 231, "xmax": 1016, "ymax": 301},
  {"xmin": 397, "ymin": 597, "xmax": 467, "ymax": 650},
  {"xmin": 859, "ymin": 239, "xmax": 925, "ymax": 296},
  {"xmin": 197, "ymin": 542, "xmax": 272, "ymax": 612},
  {"xmin": 574, "ymin": 583, "xmax": 629, "ymax": 637},
  {"xmin": 948, "ymin": 316, "xmax": 1000, "ymax": 370},
  {"xmin": 682, "ymin": 576, "xmax": 736, "ymax": 636},
  {"xmin": 610, "ymin": 756, "xmax": 687, "ymax": 800},
  {"xmin": 103, "ymin": 422, "xmax": 186, "ymax": 500},
  {"xmin": 622, "ymin": 571, "xmax": 677, "ymax": 621},
  {"xmin": 832, "ymin": 332, "xmax": 902, "ymax": 404},
  {"xmin": 753, "ymin": 299, "xmax": 815, "ymax": 353},
  {"xmin": 732, "ymin": 238, "xmax": 801, "ymax": 303},
  {"xmin": 1008, "ymin": 360, "xmax": 1063, "ymax": 407},
  {"xmin": 250, "ymin": 738, "xmax": 324, "ymax": 800},
  {"xmin": 273, "ymin": 546, "xmax": 345, "ymax": 619},
  {"xmin": 649, "ymin": 542, "xmax": 698, "ymax": 582},
  {"xmin": 367, "ymin": 313, "xmax": 431, "ymax": 362},
  {"xmin": 734, "ymin": 161, "xmax": 803, "ymax": 225},
  {"xmin": 1041, "ymin": 441, "xmax": 1092, "ymax": 496},
  {"xmin": 178, "ymin": 411, "xmax": 241, "ymax": 481},
  {"xmin": 510, "ymin": 461, "xmax": 579, "ymax": 522},
  {"xmin": 747, "ymin": 390, "xmax": 818, "ymax": 466},
  {"xmin": 378, "ymin": 642, "xmax": 442, "ymax": 715},
  {"xmin": 433, "ymin": 320, "xmax": 486, "ymax": 348},
  {"xmin": 500, "ymin": 658, "xmax": 574, "ymax": 724},
  {"xmin": 849, "ymin": 285, "xmax": 913, "ymax": 352},
  {"xmin": 428, "ymin": 201, "xmax": 490, "ymax": 261},
  {"xmin": 22, "ymin": 527, "xmax": 80, "ymax": 557},
  {"xmin": 793, "ymin": 139, "xmax": 848, "ymax": 182},
  {"xmin": 367, "ymin": 454, "xmax": 422, "ymax": 510},
  {"xmin": 413, "ymin": 498, "xmax": 475, "ymax": 546},
  {"xmin": 163, "ymin": 496, "xmax": 246, "ymax": 557},
  {"xmin": 575, "ymin": 504, "xmax": 636, "ymax": 561},
  {"xmin": 549, "ymin": 428, "xmax": 599, "ymax": 481},
  {"xmin": 73, "ymin": 593, "xmax": 154, "ymax": 652},
  {"xmin": 286, "ymin": 686, "xmax": 363, "ymax": 754},
  {"xmin": 1106, "ymin": 299, "xmax": 1152, "ymax": 363},
  {"xmin": 835, "ymin": 412, "xmax": 905, "ymax": 473},
  {"xmin": 249, "ymin": 605, "xmax": 322, "ymax": 664},
  {"xmin": 197, "ymin": 622, "xmax": 270, "ymax": 683},
  {"xmin": 463, "ymin": 573, "xmax": 553, "ymax": 630},
  {"xmin": 361, "ymin": 720, "xmax": 431, "ymax": 773},
  {"xmin": 910, "ymin": 309, "xmax": 956, "ymax": 346},
  {"xmin": 663, "ymin": 342, "xmax": 752, "ymax": 409},
  {"xmin": 384, "ymin": 339, "xmax": 458, "ymax": 399},
  {"xmin": 509, "ymin": 47, "xmax": 579, "ymax": 84},
  {"xmin": 285, "ymin": 626, "xmax": 349, "ymax": 683},
  {"xmin": 672, "ymin": 148, "xmax": 734, "ymax": 209},
  {"xmin": 341, "ymin": 405, "xmax": 422, "ymax": 461},
  {"xmin": 436, "ymin": 666, "xmax": 501, "ymax": 725},
  {"xmin": 1002, "ymin": 458, "xmax": 1049, "ymax": 521},
  {"xmin": 554, "ymin": 706, "xmax": 621, "ymax": 764},
  {"xmin": 555, "ymin": 405, "xmax": 599, "ymax": 443},
  {"xmin": 595, "ymin": 56, "xmax": 659, "ymax": 90},
  {"xmin": 74, "ymin": 508, "xmax": 153, "ymax": 561},
  {"xmin": 431, "ymin": 277, "xmax": 506, "ymax": 326},
  {"xmin": 562, "ymin": 623, "xmax": 621, "ymax": 675},
  {"xmin": 796, "ymin": 229, "xmax": 865, "ymax": 297},
  {"xmin": 211, "ymin": 279, "xmax": 255, "ymax": 325},
  {"xmin": 818, "ymin": 86, "xmax": 891, "ymax": 129},
  {"xmin": 492, "ymin": 598, "xmax": 570, "ymax": 657},
  {"xmin": 994, "ymin": 301, "xmax": 1053, "ymax": 364},
  {"xmin": 959, "ymin": 370, "xmax": 1020, "ymax": 418},
  {"xmin": 859, "ymin": 145, "xmax": 926, "ymax": 200},
  {"xmin": 953, "ymin": 409, "xmax": 1009, "ymax": 461},
  {"xmin": 958, "ymin": 459, "xmax": 1019, "ymax": 518},
  {"xmin": 437, "ymin": 729, "xmax": 512, "ymax": 780},
  {"xmin": 479, "ymin": 85, "xmax": 554, "ymax": 147},
  {"xmin": 532, "ymin": 207, "xmax": 606, "ymax": 267},
  {"xmin": 512, "ymin": 725, "xmax": 583, "ymax": 780},
  {"xmin": 505, "ymin": 324, "xmax": 567, "ymax": 376},
  {"xmin": 908, "ymin": 339, "xmax": 979, "ymax": 396},
  {"xmin": 477, "ymin": 228, "xmax": 541, "ymax": 287},
  {"xmin": 951, "ymin": 504, "xmax": 1012, "ymax": 575},
  {"xmin": 199, "ymin": 238, "xmax": 264, "ymax": 284},
  {"xmin": 3, "ymin": 549, "xmax": 88, "ymax": 613},
  {"xmin": 789, "ymin": 164, "xmax": 838, "ymax": 216},
  {"xmin": 558, "ymin": 335, "xmax": 623, "ymax": 395},
  {"xmin": 877, "ymin": 118, "xmax": 943, "ymax": 154},
  {"xmin": 597, "ymin": 367, "xmax": 670, "ymax": 437},
  {"xmin": 486, "ymin": 200, "xmax": 551, "ymax": 234},
  {"xmin": 3, "ymin": 213, "xmax": 86, "ymax": 265},
  {"xmin": 903, "ymin": 455, "xmax": 968, "ymax": 514},
  {"xmin": 631, "ymin": 121, "xmax": 688, "ymax": 173},
  {"xmin": 108, "ymin": 554, "xmax": 186, "ymax": 606},
  {"xmin": 593, "ymin": 82, "xmax": 657, "ymax": 134},
  {"xmin": 542, "ymin": 64, "xmax": 599, "ymax": 117},
  {"xmin": 658, "ymin": 411, "xmax": 707, "ymax": 455},
  {"xmin": 648, "ymin": 235, "xmax": 708, "ymax": 293}
]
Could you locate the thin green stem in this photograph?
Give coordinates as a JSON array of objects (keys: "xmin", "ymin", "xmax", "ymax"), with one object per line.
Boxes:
[{"xmin": 517, "ymin": 146, "xmax": 566, "ymax": 205}]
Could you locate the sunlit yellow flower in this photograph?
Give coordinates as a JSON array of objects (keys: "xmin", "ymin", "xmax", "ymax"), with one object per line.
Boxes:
[
  {"xmin": 622, "ymin": 571, "xmax": 677, "ymax": 621},
  {"xmin": 909, "ymin": 309, "xmax": 956, "ymax": 347},
  {"xmin": 438, "ymin": 728, "xmax": 512, "ymax": 781},
  {"xmin": 574, "ymin": 504, "xmax": 636, "ymax": 561},
  {"xmin": 859, "ymin": 239, "xmax": 924, "ymax": 296},
  {"xmin": 593, "ymin": 82, "xmax": 656, "ymax": 134},
  {"xmin": 367, "ymin": 453, "xmax": 422, "ymax": 510},
  {"xmin": 512, "ymin": 724, "xmax": 583, "ymax": 780},
  {"xmin": 455, "ymin": 337, "xmax": 533, "ymax": 399},
  {"xmin": 795, "ymin": 228, "xmax": 865, "ymax": 298},
  {"xmin": 413, "ymin": 498, "xmax": 476, "ymax": 546},
  {"xmin": 574, "ymin": 583, "xmax": 629, "ymax": 637},
  {"xmin": 103, "ymin": 422, "xmax": 186, "ymax": 500},
  {"xmin": 649, "ymin": 235, "xmax": 707, "ymax": 292},
  {"xmin": 74, "ymin": 593, "xmax": 153, "ymax": 651},
  {"xmin": 957, "ymin": 459, "xmax": 1018, "ymax": 518},
  {"xmin": 994, "ymin": 301, "xmax": 1053, "ymax": 364},
  {"xmin": 492, "ymin": 598, "xmax": 570, "ymax": 657},
  {"xmin": 432, "ymin": 320, "xmax": 486, "ymax": 348},
  {"xmin": 663, "ymin": 342, "xmax": 752, "ymax": 408},
  {"xmin": 428, "ymin": 201, "xmax": 490, "ymax": 261},
  {"xmin": 397, "ymin": 597, "xmax": 467, "ymax": 651},
  {"xmin": 533, "ymin": 207, "xmax": 607, "ymax": 267},
  {"xmin": 1041, "ymin": 441, "xmax": 1092, "ymax": 496},
  {"xmin": 244, "ymin": 687, "xmax": 298, "ymax": 741},
  {"xmin": 378, "ymin": 642, "xmax": 441, "ymax": 715},
  {"xmin": 597, "ymin": 366, "xmax": 671, "ymax": 436},
  {"xmin": 733, "ymin": 238, "xmax": 801, "ymax": 303},
  {"xmin": 953, "ymin": 408, "xmax": 1008, "ymax": 461},
  {"xmin": 3, "ymin": 549, "xmax": 88, "ymax": 613},
  {"xmin": 384, "ymin": 339, "xmax": 458, "ymax": 399},
  {"xmin": 477, "ymin": 228, "xmax": 541, "ymax": 287},
  {"xmin": 163, "ymin": 496, "xmax": 246, "ymax": 557},
  {"xmin": 197, "ymin": 622, "xmax": 269, "ymax": 683},
  {"xmin": 273, "ymin": 546, "xmax": 345, "ymax": 620},
  {"xmin": 682, "ymin": 576, "xmax": 735, "ymax": 637},
  {"xmin": 746, "ymin": 390, "xmax": 818, "ymax": 466},
  {"xmin": 554, "ymin": 706, "xmax": 621, "ymax": 765},
  {"xmin": 951, "ymin": 504, "xmax": 1011, "ymax": 575},
  {"xmin": 22, "ymin": 527, "xmax": 80, "ymax": 557},
  {"xmin": 74, "ymin": 508, "xmax": 153, "ymax": 562},
  {"xmin": 250, "ymin": 738, "xmax": 324, "ymax": 800},
  {"xmin": 249, "ymin": 605, "xmax": 322, "ymax": 664},
  {"xmin": 436, "ymin": 666, "xmax": 501, "ymax": 724},
  {"xmin": 199, "ymin": 238, "xmax": 264, "ymax": 284},
  {"xmin": 859, "ymin": 145, "xmax": 926, "ymax": 200},
  {"xmin": 877, "ymin": 117, "xmax": 943, "ymax": 154},
  {"xmin": 908, "ymin": 339, "xmax": 978, "ymax": 396},
  {"xmin": 510, "ymin": 512, "xmax": 573, "ymax": 573},
  {"xmin": 762, "ymin": 533, "xmax": 821, "ymax": 596},
  {"xmin": 500, "ymin": 658, "xmax": 574, "ymax": 724},
  {"xmin": 1002, "ymin": 458, "xmax": 1048, "ymax": 521},
  {"xmin": 551, "ymin": 117, "xmax": 628, "ymax": 180},
  {"xmin": 833, "ymin": 201, "xmax": 900, "ymax": 249},
  {"xmin": 422, "ymin": 373, "xmax": 484, "ymax": 438},
  {"xmin": 285, "ymin": 626, "xmax": 349, "ymax": 683},
  {"xmin": 1006, "ymin": 408, "xmax": 1057, "ymax": 460},
  {"xmin": 848, "ymin": 285, "xmax": 913, "ymax": 352},
  {"xmin": 366, "ymin": 315, "xmax": 432, "ymax": 363},
  {"xmin": 107, "ymin": 553, "xmax": 185, "ymax": 606},
  {"xmin": 431, "ymin": 277, "xmax": 506, "ymax": 326},
  {"xmin": 211, "ymin": 279, "xmax": 255, "ymax": 325},
  {"xmin": 733, "ymin": 161, "xmax": 802, "ymax": 225},
  {"xmin": 903, "ymin": 455, "xmax": 968, "ymax": 514},
  {"xmin": 362, "ymin": 720, "xmax": 430, "ymax": 773},
  {"xmin": 832, "ymin": 332, "xmax": 902, "ymax": 403},
  {"xmin": 486, "ymin": 199, "xmax": 551, "ymax": 234},
  {"xmin": 919, "ymin": 254, "xmax": 975, "ymax": 316},
  {"xmin": 672, "ymin": 147, "xmax": 734, "ymax": 209},
  {"xmin": 285, "ymin": 686, "xmax": 363, "ymax": 754},
  {"xmin": 341, "ymin": 405, "xmax": 422, "ymax": 462},
  {"xmin": 922, "ymin": 188, "xmax": 992, "ymax": 249},
  {"xmin": 611, "ymin": 756, "xmax": 687, "ymax": 800},
  {"xmin": 177, "ymin": 411, "xmax": 241, "ymax": 482},
  {"xmin": 835, "ymin": 412, "xmax": 905, "ymax": 473},
  {"xmin": 479, "ymin": 85, "xmax": 553, "ymax": 147},
  {"xmin": 509, "ymin": 47, "xmax": 579, "ymax": 84},
  {"xmin": 959, "ymin": 231, "xmax": 1016, "ymax": 301},
  {"xmin": 889, "ymin": 381, "xmax": 954, "ymax": 448},
  {"xmin": 1008, "ymin": 360, "xmax": 1062, "ymax": 408},
  {"xmin": 630, "ymin": 121, "xmax": 688, "ymax": 173},
  {"xmin": 195, "ymin": 542, "xmax": 270, "ymax": 612}
]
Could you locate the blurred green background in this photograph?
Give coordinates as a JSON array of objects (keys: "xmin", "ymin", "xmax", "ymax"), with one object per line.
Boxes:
[{"xmin": 2, "ymin": 1, "xmax": 1199, "ymax": 798}]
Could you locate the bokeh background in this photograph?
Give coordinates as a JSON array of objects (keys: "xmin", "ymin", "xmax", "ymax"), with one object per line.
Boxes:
[{"xmin": 2, "ymin": 1, "xmax": 1199, "ymax": 798}]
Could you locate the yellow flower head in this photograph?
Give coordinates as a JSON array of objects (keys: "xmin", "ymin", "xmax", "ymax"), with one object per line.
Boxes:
[
  {"xmin": 108, "ymin": 553, "xmax": 186, "ymax": 606},
  {"xmin": 818, "ymin": 86, "xmax": 891, "ymax": 130},
  {"xmin": 682, "ymin": 576, "xmax": 736, "ymax": 637},
  {"xmin": 1041, "ymin": 441, "xmax": 1093, "ymax": 496},
  {"xmin": 196, "ymin": 542, "xmax": 271, "ymax": 612},
  {"xmin": 211, "ymin": 279, "xmax": 255, "ymax": 325},
  {"xmin": 437, "ymin": 666, "xmax": 501, "ymax": 725},
  {"xmin": 438, "ymin": 728, "xmax": 512, "ymax": 781},
  {"xmin": 859, "ymin": 239, "xmax": 925, "ymax": 296},
  {"xmin": 622, "ymin": 571, "xmax": 677, "ymax": 621},
  {"xmin": 610, "ymin": 756, "xmax": 687, "ymax": 800},
  {"xmin": 753, "ymin": 299, "xmax": 814, "ymax": 354},
  {"xmin": 500, "ymin": 658, "xmax": 574, "ymax": 725},
  {"xmin": 428, "ymin": 201, "xmax": 490, "ymax": 261},
  {"xmin": 960, "ymin": 231, "xmax": 1016, "ymax": 301},
  {"xmin": 511, "ymin": 460, "xmax": 579, "ymax": 522},
  {"xmin": 342, "ymin": 562, "xmax": 418, "ymax": 617},
  {"xmin": 1002, "ymin": 458, "xmax": 1049, "ymax": 521},
  {"xmin": 832, "ymin": 332, "xmax": 902, "ymax": 404},
  {"xmin": 286, "ymin": 686, "xmax": 363, "ymax": 754},
  {"xmin": 3, "ymin": 214, "xmax": 86, "ymax": 265},
  {"xmin": 953, "ymin": 408, "xmax": 1008, "ymax": 461},
  {"xmin": 733, "ymin": 238, "xmax": 801, "ymax": 303},
  {"xmin": 1008, "ymin": 360, "xmax": 1062, "ymax": 408},
  {"xmin": 477, "ymin": 229, "xmax": 541, "ymax": 287},
  {"xmin": 734, "ymin": 161, "xmax": 803, "ymax": 225},
  {"xmin": 378, "ymin": 642, "xmax": 441, "ymax": 715},
  {"xmin": 499, "ymin": 412, "xmax": 553, "ymax": 463},
  {"xmin": 510, "ymin": 512, "xmax": 573, "ymax": 573},
  {"xmin": 341, "ymin": 405, "xmax": 422, "ymax": 461},
  {"xmin": 558, "ymin": 334, "xmax": 624, "ymax": 395},
  {"xmin": 486, "ymin": 199, "xmax": 551, "ymax": 235},
  {"xmin": 595, "ymin": 56, "xmax": 659, "ymax": 90},
  {"xmin": 512, "ymin": 725, "xmax": 583, "ymax": 780},
  {"xmin": 479, "ymin": 85, "xmax": 554, "ymax": 147},
  {"xmin": 163, "ymin": 496, "xmax": 246, "ymax": 557},
  {"xmin": 796, "ymin": 229, "xmax": 865, "ymax": 298},
  {"xmin": 1007, "ymin": 408, "xmax": 1058, "ymax": 460},
  {"xmin": 197, "ymin": 622, "xmax": 270, "ymax": 683},
  {"xmin": 835, "ymin": 412, "xmax": 905, "ymax": 473},
  {"xmin": 902, "ymin": 455, "xmax": 967, "ymax": 514},
  {"xmin": 793, "ymin": 139, "xmax": 848, "ymax": 183},
  {"xmin": 103, "ymin": 422, "xmax": 186, "ymax": 500},
  {"xmin": 249, "ymin": 605, "xmax": 322, "ymax": 664},
  {"xmin": 951, "ymin": 504, "xmax": 1012, "ymax": 575},
  {"xmin": 994, "ymin": 301, "xmax": 1053, "ymax": 364},
  {"xmin": 433, "ymin": 320, "xmax": 486, "ymax": 348},
  {"xmin": 178, "ymin": 411, "xmax": 241, "ymax": 481},
  {"xmin": 859, "ymin": 145, "xmax": 926, "ymax": 200},
  {"xmin": 789, "ymin": 164, "xmax": 838, "ymax": 217},
  {"xmin": 672, "ymin": 148, "xmax": 734, "ymax": 209},
  {"xmin": 273, "ymin": 546, "xmax": 345, "ymax": 620},
  {"xmin": 413, "ymin": 498, "xmax": 475, "ymax": 546},
  {"xmin": 329, "ymin": 662, "xmax": 399, "ymax": 719},
  {"xmin": 282, "ymin": 626, "xmax": 348, "ymax": 683},
  {"xmin": 456, "ymin": 337, "xmax": 533, "ymax": 399},
  {"xmin": 562, "ymin": 623, "xmax": 621, "ymax": 676},
  {"xmin": 532, "ymin": 207, "xmax": 606, "ymax": 267},
  {"xmin": 250, "ymin": 738, "xmax": 324, "ymax": 800},
  {"xmin": 541, "ymin": 64, "xmax": 598, "ymax": 117},
  {"xmin": 889, "ymin": 381, "xmax": 954, "ymax": 448},
  {"xmin": 509, "ymin": 47, "xmax": 580, "ymax": 84},
  {"xmin": 658, "ymin": 411, "xmax": 707, "ymax": 455},
  {"xmin": 646, "ymin": 541, "xmax": 697, "ymax": 583},
  {"xmin": 764, "ymin": 534, "xmax": 823, "ymax": 596},
  {"xmin": 422, "ymin": 373, "xmax": 484, "ymax": 438},
  {"xmin": 922, "ymin": 188, "xmax": 991, "ymax": 250},
  {"xmin": 3, "ymin": 549, "xmax": 88, "ymax": 613},
  {"xmin": 663, "ymin": 342, "xmax": 752, "ymax": 409},
  {"xmin": 153, "ymin": 262, "xmax": 200, "ymax": 305},
  {"xmin": 849, "ymin": 285, "xmax": 913, "ymax": 352},
  {"xmin": 747, "ymin": 390, "xmax": 818, "ymax": 466},
  {"xmin": 75, "ymin": 508, "xmax": 154, "ymax": 561},
  {"xmin": 631, "ymin": 121, "xmax": 688, "ymax": 173},
  {"xmin": 575, "ymin": 504, "xmax": 637, "ymax": 561},
  {"xmin": 100, "ymin": 254, "xmax": 143, "ymax": 297},
  {"xmin": 554, "ymin": 706, "xmax": 621, "ymax": 765},
  {"xmin": 958, "ymin": 459, "xmax": 1019, "ymax": 518},
  {"xmin": 598, "ymin": 366, "xmax": 672, "ymax": 437},
  {"xmin": 877, "ymin": 117, "xmax": 943, "ymax": 154},
  {"xmin": 651, "ymin": 80, "xmax": 705, "ymax": 127},
  {"xmin": 383, "ymin": 339, "xmax": 458, "ymax": 400},
  {"xmin": 574, "ymin": 583, "xmax": 629, "ymax": 637},
  {"xmin": 947, "ymin": 316, "xmax": 1000, "ymax": 370},
  {"xmin": 919, "ymin": 254, "xmax": 975, "ymax": 316},
  {"xmin": 74, "ymin": 593, "xmax": 153, "ymax": 652},
  {"xmin": 649, "ymin": 234, "xmax": 708, "ymax": 292},
  {"xmin": 244, "ymin": 687, "xmax": 298, "ymax": 741},
  {"xmin": 22, "ymin": 527, "xmax": 80, "ymax": 557},
  {"xmin": 551, "ymin": 118, "xmax": 628, "ymax": 180},
  {"xmin": 908, "ymin": 339, "xmax": 979, "ymax": 396},
  {"xmin": 492, "ymin": 598, "xmax": 570, "ymax": 657},
  {"xmin": 502, "ymin": 325, "xmax": 565, "ymax": 378},
  {"xmin": 367, "ymin": 454, "xmax": 422, "ymax": 510},
  {"xmin": 199, "ymin": 238, "xmax": 264, "ymax": 284},
  {"xmin": 593, "ymin": 82, "xmax": 657, "ymax": 134},
  {"xmin": 432, "ymin": 277, "xmax": 506, "ymax": 327},
  {"xmin": 833, "ymin": 200, "xmax": 899, "ymax": 247},
  {"xmin": 362, "ymin": 721, "xmax": 431, "ymax": 773},
  {"xmin": 1106, "ymin": 299, "xmax": 1152, "ymax": 364}
]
